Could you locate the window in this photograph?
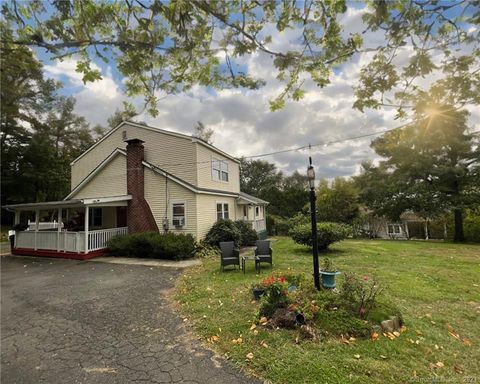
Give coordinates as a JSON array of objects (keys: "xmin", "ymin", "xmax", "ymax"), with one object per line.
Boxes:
[
  {"xmin": 172, "ymin": 202, "xmax": 186, "ymax": 227},
  {"xmin": 255, "ymin": 206, "xmax": 260, "ymax": 217},
  {"xmin": 212, "ymin": 158, "xmax": 229, "ymax": 182},
  {"xmin": 88, "ymin": 208, "xmax": 102, "ymax": 227},
  {"xmin": 243, "ymin": 206, "xmax": 247, "ymax": 218},
  {"xmin": 216, "ymin": 203, "xmax": 229, "ymax": 220},
  {"xmin": 387, "ymin": 224, "xmax": 401, "ymax": 234}
]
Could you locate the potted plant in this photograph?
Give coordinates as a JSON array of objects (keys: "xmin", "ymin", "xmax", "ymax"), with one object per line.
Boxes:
[
  {"xmin": 251, "ymin": 283, "xmax": 266, "ymax": 300},
  {"xmin": 319, "ymin": 258, "xmax": 341, "ymax": 289}
]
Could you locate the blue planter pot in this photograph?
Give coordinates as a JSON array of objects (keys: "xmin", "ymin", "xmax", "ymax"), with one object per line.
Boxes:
[{"xmin": 320, "ymin": 271, "xmax": 341, "ymax": 289}]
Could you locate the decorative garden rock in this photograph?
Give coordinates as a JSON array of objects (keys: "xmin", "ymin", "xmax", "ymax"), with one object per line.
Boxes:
[{"xmin": 381, "ymin": 319, "xmax": 395, "ymax": 333}]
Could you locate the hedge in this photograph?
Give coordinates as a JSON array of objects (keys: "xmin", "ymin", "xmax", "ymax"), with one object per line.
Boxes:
[
  {"xmin": 107, "ymin": 232, "xmax": 196, "ymax": 260},
  {"xmin": 289, "ymin": 222, "xmax": 351, "ymax": 251}
]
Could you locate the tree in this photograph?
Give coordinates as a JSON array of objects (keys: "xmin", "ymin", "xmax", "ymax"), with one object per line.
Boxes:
[
  {"xmin": 1, "ymin": 22, "xmax": 98, "ymax": 222},
  {"xmin": 355, "ymin": 106, "xmax": 480, "ymax": 241},
  {"xmin": 239, "ymin": 158, "xmax": 282, "ymax": 198},
  {"xmin": 107, "ymin": 104, "xmax": 139, "ymax": 130},
  {"xmin": 316, "ymin": 178, "xmax": 360, "ymax": 224},
  {"xmin": 3, "ymin": 1, "xmax": 477, "ymax": 115},
  {"xmin": 193, "ymin": 121, "xmax": 214, "ymax": 144}
]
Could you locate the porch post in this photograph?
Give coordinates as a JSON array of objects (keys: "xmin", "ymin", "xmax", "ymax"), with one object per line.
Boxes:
[
  {"xmin": 34, "ymin": 209, "xmax": 39, "ymax": 250},
  {"xmin": 84, "ymin": 206, "xmax": 89, "ymax": 254},
  {"xmin": 14, "ymin": 211, "xmax": 20, "ymax": 225},
  {"xmin": 57, "ymin": 209, "xmax": 62, "ymax": 252}
]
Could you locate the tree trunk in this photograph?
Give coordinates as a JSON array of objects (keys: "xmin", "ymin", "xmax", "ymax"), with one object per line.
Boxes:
[{"xmin": 453, "ymin": 209, "xmax": 465, "ymax": 242}]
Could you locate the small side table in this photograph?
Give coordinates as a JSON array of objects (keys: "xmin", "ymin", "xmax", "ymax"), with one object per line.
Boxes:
[{"xmin": 242, "ymin": 255, "xmax": 259, "ymax": 274}]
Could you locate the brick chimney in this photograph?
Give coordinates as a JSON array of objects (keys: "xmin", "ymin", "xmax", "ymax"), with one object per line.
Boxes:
[{"xmin": 125, "ymin": 138, "xmax": 159, "ymax": 233}]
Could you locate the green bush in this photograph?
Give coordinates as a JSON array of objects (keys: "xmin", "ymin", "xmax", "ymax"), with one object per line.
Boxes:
[
  {"xmin": 289, "ymin": 222, "xmax": 351, "ymax": 251},
  {"xmin": 234, "ymin": 220, "xmax": 258, "ymax": 246},
  {"xmin": 465, "ymin": 209, "xmax": 480, "ymax": 243},
  {"xmin": 107, "ymin": 232, "xmax": 196, "ymax": 260},
  {"xmin": 266, "ymin": 214, "xmax": 290, "ymax": 236},
  {"xmin": 204, "ymin": 219, "xmax": 241, "ymax": 246}
]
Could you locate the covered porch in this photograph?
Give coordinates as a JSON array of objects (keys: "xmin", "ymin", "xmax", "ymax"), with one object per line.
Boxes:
[
  {"xmin": 236, "ymin": 192, "xmax": 268, "ymax": 236},
  {"xmin": 5, "ymin": 196, "xmax": 131, "ymax": 260}
]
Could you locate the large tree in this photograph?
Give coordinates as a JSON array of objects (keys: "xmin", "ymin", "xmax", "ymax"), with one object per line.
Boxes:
[
  {"xmin": 1, "ymin": 22, "xmax": 98, "ymax": 221},
  {"xmin": 2, "ymin": 1, "xmax": 477, "ymax": 116},
  {"xmin": 316, "ymin": 177, "xmax": 360, "ymax": 224},
  {"xmin": 355, "ymin": 106, "xmax": 480, "ymax": 241}
]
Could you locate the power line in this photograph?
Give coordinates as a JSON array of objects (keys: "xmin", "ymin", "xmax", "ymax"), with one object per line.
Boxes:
[{"xmin": 150, "ymin": 122, "xmax": 410, "ymax": 169}]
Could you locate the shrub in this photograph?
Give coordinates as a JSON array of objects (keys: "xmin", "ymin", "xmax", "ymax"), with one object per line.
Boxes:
[
  {"xmin": 289, "ymin": 222, "xmax": 351, "ymax": 251},
  {"xmin": 107, "ymin": 232, "xmax": 196, "ymax": 260},
  {"xmin": 465, "ymin": 209, "xmax": 480, "ymax": 243},
  {"xmin": 234, "ymin": 220, "xmax": 258, "ymax": 246},
  {"xmin": 259, "ymin": 275, "xmax": 292, "ymax": 317},
  {"xmin": 194, "ymin": 240, "xmax": 220, "ymax": 259},
  {"xmin": 339, "ymin": 273, "xmax": 383, "ymax": 319},
  {"xmin": 204, "ymin": 219, "xmax": 241, "ymax": 246},
  {"xmin": 314, "ymin": 309, "xmax": 372, "ymax": 338},
  {"xmin": 266, "ymin": 214, "xmax": 290, "ymax": 236}
]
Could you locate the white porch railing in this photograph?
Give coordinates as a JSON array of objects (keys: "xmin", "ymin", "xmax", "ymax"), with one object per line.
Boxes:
[
  {"xmin": 245, "ymin": 219, "xmax": 266, "ymax": 232},
  {"xmin": 27, "ymin": 220, "xmax": 61, "ymax": 231},
  {"xmin": 88, "ymin": 227, "xmax": 128, "ymax": 251},
  {"xmin": 15, "ymin": 227, "xmax": 128, "ymax": 253}
]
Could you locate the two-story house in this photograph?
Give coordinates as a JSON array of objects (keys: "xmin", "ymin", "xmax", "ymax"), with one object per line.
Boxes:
[{"xmin": 5, "ymin": 121, "xmax": 268, "ymax": 259}]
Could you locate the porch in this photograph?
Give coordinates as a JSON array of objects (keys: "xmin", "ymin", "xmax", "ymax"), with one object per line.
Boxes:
[{"xmin": 5, "ymin": 196, "xmax": 131, "ymax": 260}]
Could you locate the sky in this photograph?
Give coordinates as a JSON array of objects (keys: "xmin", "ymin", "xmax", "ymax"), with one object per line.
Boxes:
[{"xmin": 39, "ymin": 5, "xmax": 479, "ymax": 180}]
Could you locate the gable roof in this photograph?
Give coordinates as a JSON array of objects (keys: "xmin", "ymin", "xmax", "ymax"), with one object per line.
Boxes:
[
  {"xmin": 65, "ymin": 148, "xmax": 240, "ymax": 200},
  {"xmin": 70, "ymin": 121, "xmax": 241, "ymax": 166}
]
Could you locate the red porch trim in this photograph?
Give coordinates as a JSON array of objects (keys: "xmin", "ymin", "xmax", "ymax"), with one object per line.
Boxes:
[{"xmin": 11, "ymin": 248, "xmax": 107, "ymax": 260}]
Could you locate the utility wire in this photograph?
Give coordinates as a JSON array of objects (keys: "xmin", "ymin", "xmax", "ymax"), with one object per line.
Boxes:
[{"xmin": 151, "ymin": 122, "xmax": 411, "ymax": 169}]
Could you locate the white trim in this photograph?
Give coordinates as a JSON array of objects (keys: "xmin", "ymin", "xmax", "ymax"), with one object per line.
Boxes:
[
  {"xmin": 211, "ymin": 155, "xmax": 229, "ymax": 183},
  {"xmin": 82, "ymin": 195, "xmax": 132, "ymax": 205},
  {"xmin": 70, "ymin": 121, "xmax": 240, "ymax": 166},
  {"xmin": 215, "ymin": 201, "xmax": 230, "ymax": 221},
  {"xmin": 171, "ymin": 200, "xmax": 187, "ymax": 229}
]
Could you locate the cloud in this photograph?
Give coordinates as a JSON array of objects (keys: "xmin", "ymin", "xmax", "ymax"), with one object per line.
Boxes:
[
  {"xmin": 40, "ymin": 10, "xmax": 476, "ymax": 180},
  {"xmin": 44, "ymin": 58, "xmax": 126, "ymax": 126}
]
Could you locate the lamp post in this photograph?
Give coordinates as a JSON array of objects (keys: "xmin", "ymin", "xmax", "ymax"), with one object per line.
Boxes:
[{"xmin": 307, "ymin": 157, "xmax": 320, "ymax": 290}]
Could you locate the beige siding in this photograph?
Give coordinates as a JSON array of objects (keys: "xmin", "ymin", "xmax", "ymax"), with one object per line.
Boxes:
[
  {"xmin": 144, "ymin": 168, "xmax": 197, "ymax": 237},
  {"xmin": 196, "ymin": 194, "xmax": 238, "ymax": 239},
  {"xmin": 72, "ymin": 124, "xmax": 197, "ymax": 190},
  {"xmin": 70, "ymin": 155, "xmax": 127, "ymax": 199},
  {"xmin": 195, "ymin": 143, "xmax": 240, "ymax": 193}
]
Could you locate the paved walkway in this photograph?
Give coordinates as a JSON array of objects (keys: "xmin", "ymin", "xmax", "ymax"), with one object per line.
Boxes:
[{"xmin": 1, "ymin": 256, "xmax": 261, "ymax": 384}]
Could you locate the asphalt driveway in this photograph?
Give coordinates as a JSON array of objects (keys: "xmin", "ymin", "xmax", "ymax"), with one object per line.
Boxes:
[{"xmin": 1, "ymin": 256, "xmax": 260, "ymax": 384}]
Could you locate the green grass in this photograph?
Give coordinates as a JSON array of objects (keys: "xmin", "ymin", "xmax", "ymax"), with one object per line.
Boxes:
[{"xmin": 176, "ymin": 238, "xmax": 480, "ymax": 383}]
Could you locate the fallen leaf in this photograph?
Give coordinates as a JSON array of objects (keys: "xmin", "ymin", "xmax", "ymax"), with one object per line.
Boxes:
[
  {"xmin": 260, "ymin": 341, "xmax": 268, "ymax": 348},
  {"xmin": 371, "ymin": 332, "xmax": 380, "ymax": 341},
  {"xmin": 454, "ymin": 364, "xmax": 464, "ymax": 374},
  {"xmin": 253, "ymin": 329, "xmax": 259, "ymax": 336},
  {"xmin": 380, "ymin": 355, "xmax": 387, "ymax": 359},
  {"xmin": 207, "ymin": 335, "xmax": 220, "ymax": 343},
  {"xmin": 259, "ymin": 316, "xmax": 268, "ymax": 325},
  {"xmin": 463, "ymin": 339, "xmax": 472, "ymax": 346},
  {"xmin": 393, "ymin": 331, "xmax": 400, "ymax": 337},
  {"xmin": 349, "ymin": 337, "xmax": 356, "ymax": 342},
  {"xmin": 246, "ymin": 352, "xmax": 254, "ymax": 360},
  {"xmin": 412, "ymin": 370, "xmax": 417, "ymax": 377},
  {"xmin": 354, "ymin": 354, "xmax": 361, "ymax": 359},
  {"xmin": 250, "ymin": 324, "xmax": 256, "ymax": 331},
  {"xmin": 436, "ymin": 362, "xmax": 444, "ymax": 368},
  {"xmin": 400, "ymin": 326, "xmax": 407, "ymax": 333},
  {"xmin": 231, "ymin": 337, "xmax": 243, "ymax": 344}
]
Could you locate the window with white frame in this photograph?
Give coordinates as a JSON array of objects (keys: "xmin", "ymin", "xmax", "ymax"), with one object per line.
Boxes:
[
  {"xmin": 387, "ymin": 224, "xmax": 401, "ymax": 234},
  {"xmin": 255, "ymin": 206, "xmax": 260, "ymax": 217},
  {"xmin": 212, "ymin": 158, "xmax": 229, "ymax": 182},
  {"xmin": 216, "ymin": 203, "xmax": 229, "ymax": 220},
  {"xmin": 172, "ymin": 202, "xmax": 186, "ymax": 227}
]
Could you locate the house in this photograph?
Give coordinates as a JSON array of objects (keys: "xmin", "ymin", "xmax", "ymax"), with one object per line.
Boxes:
[
  {"xmin": 362, "ymin": 211, "xmax": 448, "ymax": 240},
  {"xmin": 4, "ymin": 121, "xmax": 268, "ymax": 259}
]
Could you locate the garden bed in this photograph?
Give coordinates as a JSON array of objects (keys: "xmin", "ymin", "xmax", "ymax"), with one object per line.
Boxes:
[{"xmin": 176, "ymin": 237, "xmax": 480, "ymax": 384}]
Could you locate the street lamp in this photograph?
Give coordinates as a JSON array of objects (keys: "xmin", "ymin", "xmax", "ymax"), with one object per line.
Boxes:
[{"xmin": 307, "ymin": 157, "xmax": 320, "ymax": 290}]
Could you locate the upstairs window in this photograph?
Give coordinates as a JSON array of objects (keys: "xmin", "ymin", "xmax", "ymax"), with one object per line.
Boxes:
[
  {"xmin": 212, "ymin": 158, "xmax": 229, "ymax": 182},
  {"xmin": 216, "ymin": 203, "xmax": 229, "ymax": 220},
  {"xmin": 172, "ymin": 202, "xmax": 186, "ymax": 227}
]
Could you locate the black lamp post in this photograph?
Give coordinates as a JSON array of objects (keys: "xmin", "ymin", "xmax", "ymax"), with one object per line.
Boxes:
[{"xmin": 307, "ymin": 157, "xmax": 320, "ymax": 290}]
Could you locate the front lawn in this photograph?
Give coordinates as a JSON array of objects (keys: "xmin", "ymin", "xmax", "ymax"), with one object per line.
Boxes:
[{"xmin": 176, "ymin": 238, "xmax": 480, "ymax": 384}]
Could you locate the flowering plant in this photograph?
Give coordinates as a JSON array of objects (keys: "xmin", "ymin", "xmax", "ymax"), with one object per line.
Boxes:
[
  {"xmin": 339, "ymin": 273, "xmax": 382, "ymax": 319},
  {"xmin": 258, "ymin": 275, "xmax": 291, "ymax": 317}
]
